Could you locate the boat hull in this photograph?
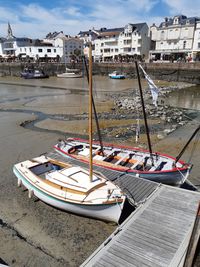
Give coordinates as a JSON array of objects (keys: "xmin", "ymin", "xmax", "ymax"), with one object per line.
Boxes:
[
  {"xmin": 13, "ymin": 166, "xmax": 124, "ymax": 223},
  {"xmin": 54, "ymin": 139, "xmax": 191, "ymax": 186},
  {"xmin": 57, "ymin": 73, "xmax": 82, "ymax": 78},
  {"xmin": 129, "ymin": 168, "xmax": 190, "ymax": 186},
  {"xmin": 109, "ymin": 75, "xmax": 125, "ymax": 79}
]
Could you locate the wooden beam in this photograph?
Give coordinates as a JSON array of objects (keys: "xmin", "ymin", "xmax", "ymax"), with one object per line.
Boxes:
[{"xmin": 183, "ymin": 201, "xmax": 200, "ymax": 267}]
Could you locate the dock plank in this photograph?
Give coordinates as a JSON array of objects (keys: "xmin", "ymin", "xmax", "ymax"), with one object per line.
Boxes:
[{"xmin": 81, "ymin": 186, "xmax": 200, "ymax": 267}]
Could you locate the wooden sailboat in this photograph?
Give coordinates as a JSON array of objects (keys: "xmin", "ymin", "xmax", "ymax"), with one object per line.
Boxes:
[
  {"xmin": 54, "ymin": 62, "xmax": 197, "ymax": 186},
  {"xmin": 13, "ymin": 45, "xmax": 125, "ymax": 223}
]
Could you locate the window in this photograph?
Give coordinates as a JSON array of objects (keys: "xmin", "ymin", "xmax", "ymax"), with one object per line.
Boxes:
[
  {"xmin": 198, "ymin": 42, "xmax": 200, "ymax": 49},
  {"xmin": 161, "ymin": 30, "xmax": 165, "ymax": 40},
  {"xmin": 38, "ymin": 49, "xmax": 43, "ymax": 53},
  {"xmin": 47, "ymin": 49, "xmax": 51, "ymax": 53},
  {"xmin": 29, "ymin": 48, "xmax": 31, "ymax": 52},
  {"xmin": 54, "ymin": 49, "xmax": 56, "ymax": 53},
  {"xmin": 183, "ymin": 41, "xmax": 187, "ymax": 49}
]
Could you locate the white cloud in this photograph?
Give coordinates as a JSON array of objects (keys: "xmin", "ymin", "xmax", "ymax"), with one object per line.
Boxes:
[
  {"xmin": 162, "ymin": 0, "xmax": 200, "ymax": 16},
  {"xmin": 3, "ymin": 0, "xmax": 200, "ymax": 39},
  {"xmin": 64, "ymin": 7, "xmax": 82, "ymax": 17}
]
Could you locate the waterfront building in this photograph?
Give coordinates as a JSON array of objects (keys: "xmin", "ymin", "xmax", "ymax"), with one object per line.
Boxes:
[
  {"xmin": 192, "ymin": 20, "xmax": 200, "ymax": 61},
  {"xmin": 15, "ymin": 42, "xmax": 63, "ymax": 62},
  {"xmin": 78, "ymin": 28, "xmax": 99, "ymax": 58},
  {"xmin": 44, "ymin": 31, "xmax": 83, "ymax": 63},
  {"xmin": 93, "ymin": 23, "xmax": 150, "ymax": 62},
  {"xmin": 150, "ymin": 15, "xmax": 200, "ymax": 62},
  {"xmin": 0, "ymin": 38, "xmax": 6, "ymax": 60},
  {"xmin": 0, "ymin": 24, "xmax": 63, "ymax": 62},
  {"xmin": 54, "ymin": 36, "xmax": 83, "ymax": 63}
]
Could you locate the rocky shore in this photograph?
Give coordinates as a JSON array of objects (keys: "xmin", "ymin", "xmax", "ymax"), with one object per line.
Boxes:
[{"xmin": 90, "ymin": 82, "xmax": 198, "ymax": 147}]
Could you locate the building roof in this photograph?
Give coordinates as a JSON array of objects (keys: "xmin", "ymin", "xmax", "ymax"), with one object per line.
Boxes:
[
  {"xmin": 129, "ymin": 22, "xmax": 146, "ymax": 31},
  {"xmin": 159, "ymin": 15, "xmax": 200, "ymax": 28}
]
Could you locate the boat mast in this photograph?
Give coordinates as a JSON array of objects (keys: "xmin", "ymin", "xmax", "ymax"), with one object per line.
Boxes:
[
  {"xmin": 89, "ymin": 44, "xmax": 93, "ymax": 181},
  {"xmin": 83, "ymin": 55, "xmax": 104, "ymax": 156},
  {"xmin": 175, "ymin": 125, "xmax": 200, "ymax": 164},
  {"xmin": 135, "ymin": 61, "xmax": 154, "ymax": 163}
]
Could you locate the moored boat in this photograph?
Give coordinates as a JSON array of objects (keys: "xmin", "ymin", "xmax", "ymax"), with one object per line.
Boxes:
[
  {"xmin": 13, "ymin": 155, "xmax": 125, "ymax": 223},
  {"xmin": 21, "ymin": 68, "xmax": 49, "ymax": 79},
  {"xmin": 54, "ymin": 138, "xmax": 192, "ymax": 186},
  {"xmin": 108, "ymin": 71, "xmax": 125, "ymax": 79},
  {"xmin": 57, "ymin": 67, "xmax": 82, "ymax": 78}
]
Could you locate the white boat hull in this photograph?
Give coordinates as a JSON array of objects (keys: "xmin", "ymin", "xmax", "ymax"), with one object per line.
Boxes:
[
  {"xmin": 13, "ymin": 165, "xmax": 124, "ymax": 223},
  {"xmin": 57, "ymin": 73, "xmax": 82, "ymax": 78}
]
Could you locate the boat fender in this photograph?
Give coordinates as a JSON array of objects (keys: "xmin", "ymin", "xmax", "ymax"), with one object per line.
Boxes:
[
  {"xmin": 136, "ymin": 173, "xmax": 140, "ymax": 178},
  {"xmin": 17, "ymin": 179, "xmax": 22, "ymax": 187},
  {"xmin": 28, "ymin": 189, "xmax": 34, "ymax": 199}
]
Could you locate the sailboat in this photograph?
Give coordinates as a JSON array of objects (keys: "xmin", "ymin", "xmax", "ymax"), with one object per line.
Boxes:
[
  {"xmin": 57, "ymin": 67, "xmax": 82, "ymax": 78},
  {"xmin": 54, "ymin": 62, "xmax": 198, "ymax": 186},
  {"xmin": 13, "ymin": 45, "xmax": 125, "ymax": 223}
]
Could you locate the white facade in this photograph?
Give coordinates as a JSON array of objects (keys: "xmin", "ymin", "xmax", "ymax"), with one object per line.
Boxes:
[
  {"xmin": 0, "ymin": 39, "xmax": 5, "ymax": 57},
  {"xmin": 118, "ymin": 23, "xmax": 150, "ymax": 58},
  {"xmin": 54, "ymin": 36, "xmax": 83, "ymax": 63},
  {"xmin": 16, "ymin": 45, "xmax": 63, "ymax": 60},
  {"xmin": 150, "ymin": 15, "xmax": 200, "ymax": 61},
  {"xmin": 93, "ymin": 23, "xmax": 150, "ymax": 62},
  {"xmin": 192, "ymin": 21, "xmax": 200, "ymax": 60}
]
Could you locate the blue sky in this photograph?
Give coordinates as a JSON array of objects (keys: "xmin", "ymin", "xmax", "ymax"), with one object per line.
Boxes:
[{"xmin": 0, "ymin": 0, "xmax": 200, "ymax": 38}]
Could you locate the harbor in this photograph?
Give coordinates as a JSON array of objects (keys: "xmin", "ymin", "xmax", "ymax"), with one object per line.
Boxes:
[{"xmin": 0, "ymin": 76, "xmax": 199, "ymax": 266}]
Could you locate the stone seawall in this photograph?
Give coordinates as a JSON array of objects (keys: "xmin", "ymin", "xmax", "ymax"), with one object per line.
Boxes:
[
  {"xmin": 1, "ymin": 61, "xmax": 200, "ymax": 84},
  {"xmin": 94, "ymin": 62, "xmax": 200, "ymax": 84}
]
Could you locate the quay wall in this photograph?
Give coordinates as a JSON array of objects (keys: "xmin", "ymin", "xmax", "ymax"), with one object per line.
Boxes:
[
  {"xmin": 94, "ymin": 62, "xmax": 200, "ymax": 84},
  {"xmin": 1, "ymin": 62, "xmax": 200, "ymax": 84}
]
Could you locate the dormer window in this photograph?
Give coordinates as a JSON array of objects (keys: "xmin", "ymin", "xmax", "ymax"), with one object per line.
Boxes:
[{"xmin": 173, "ymin": 17, "xmax": 179, "ymax": 25}]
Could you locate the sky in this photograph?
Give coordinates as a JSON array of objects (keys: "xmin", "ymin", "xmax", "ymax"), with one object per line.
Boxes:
[{"xmin": 1, "ymin": 0, "xmax": 200, "ymax": 39}]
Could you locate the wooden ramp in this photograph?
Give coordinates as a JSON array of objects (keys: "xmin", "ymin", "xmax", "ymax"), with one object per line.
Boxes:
[{"xmin": 81, "ymin": 186, "xmax": 200, "ymax": 267}]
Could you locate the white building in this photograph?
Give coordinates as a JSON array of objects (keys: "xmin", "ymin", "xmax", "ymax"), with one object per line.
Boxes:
[
  {"xmin": 150, "ymin": 15, "xmax": 200, "ymax": 62},
  {"xmin": 93, "ymin": 23, "xmax": 150, "ymax": 62},
  {"xmin": 54, "ymin": 36, "xmax": 83, "ymax": 63},
  {"xmin": 0, "ymin": 24, "xmax": 63, "ymax": 61},
  {"xmin": 16, "ymin": 44, "xmax": 63, "ymax": 61},
  {"xmin": 192, "ymin": 21, "xmax": 200, "ymax": 61}
]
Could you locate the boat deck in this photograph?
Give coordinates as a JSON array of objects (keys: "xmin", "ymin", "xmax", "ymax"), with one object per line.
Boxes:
[
  {"xmin": 81, "ymin": 186, "xmax": 200, "ymax": 267},
  {"xmin": 47, "ymin": 151, "xmax": 159, "ymax": 205}
]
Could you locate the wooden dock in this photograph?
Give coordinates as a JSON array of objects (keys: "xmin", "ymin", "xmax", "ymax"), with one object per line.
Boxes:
[
  {"xmin": 47, "ymin": 151, "xmax": 200, "ymax": 267},
  {"xmin": 81, "ymin": 185, "xmax": 200, "ymax": 267}
]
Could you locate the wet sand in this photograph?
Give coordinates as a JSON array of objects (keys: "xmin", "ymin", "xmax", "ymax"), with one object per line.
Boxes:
[{"xmin": 0, "ymin": 77, "xmax": 199, "ymax": 266}]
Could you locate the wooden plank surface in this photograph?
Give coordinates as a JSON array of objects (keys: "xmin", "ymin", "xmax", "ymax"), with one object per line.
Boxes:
[{"xmin": 82, "ymin": 186, "xmax": 200, "ymax": 267}]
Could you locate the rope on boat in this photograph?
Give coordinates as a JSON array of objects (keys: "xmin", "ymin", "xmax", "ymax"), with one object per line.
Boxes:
[{"xmin": 177, "ymin": 168, "xmax": 189, "ymax": 184}]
